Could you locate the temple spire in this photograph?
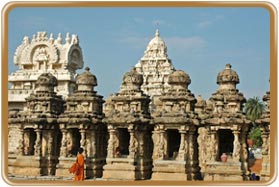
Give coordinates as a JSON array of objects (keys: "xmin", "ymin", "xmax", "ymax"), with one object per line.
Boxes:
[{"xmin": 155, "ymin": 29, "xmax": 160, "ymax": 37}]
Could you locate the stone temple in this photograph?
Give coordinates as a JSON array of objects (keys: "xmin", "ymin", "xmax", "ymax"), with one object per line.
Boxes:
[{"xmin": 8, "ymin": 30, "xmax": 270, "ymax": 181}]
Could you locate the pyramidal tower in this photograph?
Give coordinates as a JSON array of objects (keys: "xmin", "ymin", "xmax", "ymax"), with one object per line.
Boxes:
[{"xmin": 134, "ymin": 29, "xmax": 175, "ymax": 108}]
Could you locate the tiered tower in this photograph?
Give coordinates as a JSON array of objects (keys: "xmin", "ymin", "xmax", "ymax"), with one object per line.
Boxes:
[
  {"xmin": 103, "ymin": 68, "xmax": 153, "ymax": 180},
  {"xmin": 56, "ymin": 67, "xmax": 105, "ymax": 178},
  {"xmin": 8, "ymin": 73, "xmax": 65, "ymax": 176},
  {"xmin": 134, "ymin": 29, "xmax": 175, "ymax": 110},
  {"xmin": 151, "ymin": 70, "xmax": 201, "ymax": 180},
  {"xmin": 198, "ymin": 64, "xmax": 251, "ymax": 181},
  {"xmin": 8, "ymin": 32, "xmax": 84, "ymax": 110}
]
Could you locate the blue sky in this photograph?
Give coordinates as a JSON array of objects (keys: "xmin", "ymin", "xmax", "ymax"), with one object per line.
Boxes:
[{"xmin": 8, "ymin": 6, "xmax": 270, "ymax": 100}]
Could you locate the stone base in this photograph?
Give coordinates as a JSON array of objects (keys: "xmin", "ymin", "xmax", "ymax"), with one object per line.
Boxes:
[
  {"xmin": 85, "ymin": 157, "xmax": 106, "ymax": 178},
  {"xmin": 55, "ymin": 157, "xmax": 77, "ymax": 177},
  {"xmin": 56, "ymin": 157, "xmax": 105, "ymax": 179},
  {"xmin": 260, "ymin": 162, "xmax": 270, "ymax": 181},
  {"xmin": 203, "ymin": 161, "xmax": 245, "ymax": 181},
  {"xmin": 103, "ymin": 158, "xmax": 152, "ymax": 180},
  {"xmin": 8, "ymin": 155, "xmax": 52, "ymax": 176},
  {"xmin": 152, "ymin": 160, "xmax": 200, "ymax": 180}
]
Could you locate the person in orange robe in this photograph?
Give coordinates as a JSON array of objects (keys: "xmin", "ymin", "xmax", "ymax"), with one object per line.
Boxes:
[{"xmin": 74, "ymin": 147, "xmax": 85, "ymax": 181}]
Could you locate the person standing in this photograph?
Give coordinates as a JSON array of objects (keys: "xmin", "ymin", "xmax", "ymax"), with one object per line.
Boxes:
[{"xmin": 74, "ymin": 147, "xmax": 85, "ymax": 181}]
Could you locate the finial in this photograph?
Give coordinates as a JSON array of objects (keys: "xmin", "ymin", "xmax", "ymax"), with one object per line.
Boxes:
[
  {"xmin": 71, "ymin": 34, "xmax": 79, "ymax": 44},
  {"xmin": 225, "ymin": 64, "xmax": 232, "ymax": 69},
  {"xmin": 65, "ymin": 32, "xmax": 70, "ymax": 44},
  {"xmin": 49, "ymin": 33, "xmax": 54, "ymax": 43},
  {"xmin": 85, "ymin": 67, "xmax": 90, "ymax": 71},
  {"xmin": 32, "ymin": 34, "xmax": 36, "ymax": 42},
  {"xmin": 23, "ymin": 36, "xmax": 30, "ymax": 45},
  {"xmin": 56, "ymin": 33, "xmax": 62, "ymax": 44},
  {"xmin": 155, "ymin": 29, "xmax": 160, "ymax": 37}
]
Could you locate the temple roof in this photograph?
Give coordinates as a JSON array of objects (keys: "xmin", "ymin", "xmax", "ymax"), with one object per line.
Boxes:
[
  {"xmin": 122, "ymin": 68, "xmax": 143, "ymax": 88},
  {"xmin": 168, "ymin": 70, "xmax": 191, "ymax": 88},
  {"xmin": 217, "ymin": 64, "xmax": 239, "ymax": 86},
  {"xmin": 76, "ymin": 67, "xmax": 97, "ymax": 87},
  {"xmin": 142, "ymin": 29, "xmax": 168, "ymax": 58},
  {"xmin": 36, "ymin": 73, "xmax": 58, "ymax": 89}
]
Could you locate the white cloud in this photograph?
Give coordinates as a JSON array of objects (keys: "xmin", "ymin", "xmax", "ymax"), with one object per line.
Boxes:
[
  {"xmin": 197, "ymin": 20, "xmax": 213, "ymax": 28},
  {"xmin": 166, "ymin": 36, "xmax": 207, "ymax": 51},
  {"xmin": 197, "ymin": 14, "xmax": 224, "ymax": 28}
]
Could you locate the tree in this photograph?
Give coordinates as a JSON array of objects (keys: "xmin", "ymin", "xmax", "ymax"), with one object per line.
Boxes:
[
  {"xmin": 244, "ymin": 97, "xmax": 266, "ymax": 147},
  {"xmin": 245, "ymin": 97, "xmax": 265, "ymax": 123}
]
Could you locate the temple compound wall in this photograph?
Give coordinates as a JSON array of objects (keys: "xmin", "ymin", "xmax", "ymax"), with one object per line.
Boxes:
[{"xmin": 8, "ymin": 31, "xmax": 270, "ymax": 181}]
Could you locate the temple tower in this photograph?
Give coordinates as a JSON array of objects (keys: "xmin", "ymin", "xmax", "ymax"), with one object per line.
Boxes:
[
  {"xmin": 134, "ymin": 29, "xmax": 175, "ymax": 110},
  {"xmin": 256, "ymin": 88, "xmax": 270, "ymax": 181},
  {"xmin": 56, "ymin": 67, "xmax": 105, "ymax": 178},
  {"xmin": 8, "ymin": 32, "xmax": 83, "ymax": 110},
  {"xmin": 198, "ymin": 64, "xmax": 251, "ymax": 181},
  {"xmin": 8, "ymin": 73, "xmax": 65, "ymax": 176},
  {"xmin": 151, "ymin": 70, "xmax": 201, "ymax": 180},
  {"xmin": 103, "ymin": 68, "xmax": 153, "ymax": 180}
]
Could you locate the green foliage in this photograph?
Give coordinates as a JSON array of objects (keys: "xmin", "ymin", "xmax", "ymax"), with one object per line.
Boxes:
[
  {"xmin": 244, "ymin": 97, "xmax": 265, "ymax": 123},
  {"xmin": 245, "ymin": 96, "xmax": 266, "ymax": 148},
  {"xmin": 248, "ymin": 126, "xmax": 263, "ymax": 147}
]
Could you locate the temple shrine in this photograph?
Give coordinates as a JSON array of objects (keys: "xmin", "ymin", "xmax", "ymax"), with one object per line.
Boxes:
[{"xmin": 8, "ymin": 30, "xmax": 270, "ymax": 181}]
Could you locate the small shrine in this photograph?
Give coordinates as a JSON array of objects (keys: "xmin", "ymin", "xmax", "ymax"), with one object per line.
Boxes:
[
  {"xmin": 56, "ymin": 67, "xmax": 105, "ymax": 178},
  {"xmin": 151, "ymin": 70, "xmax": 201, "ymax": 180},
  {"xmin": 102, "ymin": 68, "xmax": 153, "ymax": 180},
  {"xmin": 198, "ymin": 64, "xmax": 251, "ymax": 181},
  {"xmin": 8, "ymin": 73, "xmax": 65, "ymax": 176},
  {"xmin": 256, "ymin": 88, "xmax": 270, "ymax": 181}
]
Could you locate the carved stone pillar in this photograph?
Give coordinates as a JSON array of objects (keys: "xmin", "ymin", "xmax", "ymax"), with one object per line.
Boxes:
[
  {"xmin": 128, "ymin": 128, "xmax": 137, "ymax": 159},
  {"xmin": 152, "ymin": 129, "xmax": 160, "ymax": 160},
  {"xmin": 189, "ymin": 131, "xmax": 195, "ymax": 165},
  {"xmin": 107, "ymin": 127, "xmax": 117, "ymax": 158},
  {"xmin": 158, "ymin": 131, "xmax": 166, "ymax": 160},
  {"xmin": 240, "ymin": 128, "xmax": 249, "ymax": 176},
  {"xmin": 178, "ymin": 131, "xmax": 187, "ymax": 160},
  {"xmin": 261, "ymin": 131, "xmax": 269, "ymax": 156},
  {"xmin": 80, "ymin": 128, "xmax": 86, "ymax": 154},
  {"xmin": 34, "ymin": 128, "xmax": 42, "ymax": 156},
  {"xmin": 86, "ymin": 129, "xmax": 93, "ymax": 157},
  {"xmin": 232, "ymin": 130, "xmax": 241, "ymax": 161},
  {"xmin": 47, "ymin": 130, "xmax": 53, "ymax": 156},
  {"xmin": 59, "ymin": 128, "xmax": 67, "ymax": 157},
  {"xmin": 209, "ymin": 131, "xmax": 217, "ymax": 161},
  {"xmin": 17, "ymin": 127, "xmax": 25, "ymax": 156}
]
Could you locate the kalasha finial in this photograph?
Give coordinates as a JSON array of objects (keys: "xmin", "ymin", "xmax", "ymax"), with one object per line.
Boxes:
[
  {"xmin": 155, "ymin": 29, "xmax": 160, "ymax": 37},
  {"xmin": 225, "ymin": 64, "xmax": 232, "ymax": 69},
  {"xmin": 85, "ymin": 67, "xmax": 90, "ymax": 71}
]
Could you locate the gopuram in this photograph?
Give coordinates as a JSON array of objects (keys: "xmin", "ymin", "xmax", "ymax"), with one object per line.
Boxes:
[
  {"xmin": 134, "ymin": 29, "xmax": 175, "ymax": 111},
  {"xmin": 8, "ymin": 32, "xmax": 83, "ymax": 110},
  {"xmin": 7, "ymin": 30, "xmax": 270, "ymax": 181}
]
